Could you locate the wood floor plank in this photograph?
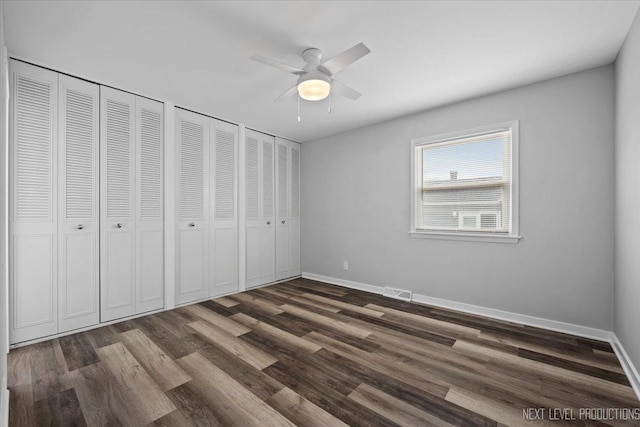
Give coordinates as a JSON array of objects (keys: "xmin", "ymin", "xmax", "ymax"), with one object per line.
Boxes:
[
  {"xmin": 193, "ymin": 334, "xmax": 286, "ymax": 401},
  {"xmin": 230, "ymin": 312, "xmax": 323, "ymax": 353},
  {"xmin": 266, "ymin": 386, "xmax": 350, "ymax": 427},
  {"xmin": 119, "ymin": 329, "xmax": 192, "ymax": 392},
  {"xmin": 150, "ymin": 409, "xmax": 197, "ymax": 427},
  {"xmin": 177, "ymin": 352, "xmax": 297, "ymax": 427},
  {"xmin": 58, "ymin": 333, "xmax": 100, "ymax": 371},
  {"xmin": 212, "ymin": 296, "xmax": 240, "ymax": 307},
  {"xmin": 72, "ymin": 362, "xmax": 130, "ymax": 427},
  {"xmin": 165, "ymin": 384, "xmax": 225, "ymax": 427},
  {"xmin": 33, "ymin": 388, "xmax": 87, "ymax": 427},
  {"xmin": 229, "ymin": 292, "xmax": 284, "ymax": 315},
  {"xmin": 303, "ymin": 292, "xmax": 386, "ymax": 317},
  {"xmin": 280, "ymin": 303, "xmax": 372, "ymax": 339},
  {"xmin": 188, "ymin": 320, "xmax": 278, "ymax": 370},
  {"xmin": 96, "ymin": 342, "xmax": 176, "ymax": 425},
  {"xmin": 184, "ymin": 303, "xmax": 251, "ymax": 336},
  {"xmin": 349, "ymin": 383, "xmax": 458, "ymax": 427}
]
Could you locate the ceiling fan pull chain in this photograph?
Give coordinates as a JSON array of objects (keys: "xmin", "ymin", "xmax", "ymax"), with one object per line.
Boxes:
[
  {"xmin": 297, "ymin": 95, "xmax": 301, "ymax": 123},
  {"xmin": 328, "ymin": 91, "xmax": 332, "ymax": 113}
]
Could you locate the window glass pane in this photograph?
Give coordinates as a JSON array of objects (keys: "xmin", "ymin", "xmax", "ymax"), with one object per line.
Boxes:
[{"xmin": 415, "ymin": 129, "xmax": 511, "ymax": 233}]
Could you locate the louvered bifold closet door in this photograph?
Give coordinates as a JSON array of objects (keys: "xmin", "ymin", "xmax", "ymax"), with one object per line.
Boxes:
[
  {"xmin": 288, "ymin": 142, "xmax": 301, "ymax": 278},
  {"xmin": 58, "ymin": 75, "xmax": 99, "ymax": 333},
  {"xmin": 211, "ymin": 118, "xmax": 239, "ymax": 296},
  {"xmin": 275, "ymin": 138, "xmax": 289, "ymax": 280},
  {"xmin": 135, "ymin": 97, "xmax": 164, "ymax": 313},
  {"xmin": 100, "ymin": 87, "xmax": 136, "ymax": 321},
  {"xmin": 9, "ymin": 61, "xmax": 58, "ymax": 343},
  {"xmin": 175, "ymin": 108, "xmax": 210, "ymax": 304},
  {"xmin": 245, "ymin": 129, "xmax": 275, "ymax": 289}
]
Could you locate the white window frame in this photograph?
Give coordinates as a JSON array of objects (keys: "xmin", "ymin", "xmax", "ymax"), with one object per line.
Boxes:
[{"xmin": 410, "ymin": 121, "xmax": 520, "ymax": 243}]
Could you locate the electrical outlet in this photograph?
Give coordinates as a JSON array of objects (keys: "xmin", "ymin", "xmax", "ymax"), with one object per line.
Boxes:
[{"xmin": 343, "ymin": 261, "xmax": 349, "ymax": 271}]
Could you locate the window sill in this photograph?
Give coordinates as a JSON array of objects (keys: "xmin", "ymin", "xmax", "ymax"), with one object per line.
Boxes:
[{"xmin": 409, "ymin": 231, "xmax": 521, "ymax": 244}]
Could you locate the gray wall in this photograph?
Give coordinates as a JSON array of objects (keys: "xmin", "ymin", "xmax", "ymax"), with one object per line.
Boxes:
[
  {"xmin": 615, "ymin": 10, "xmax": 640, "ymax": 375},
  {"xmin": 302, "ymin": 66, "xmax": 615, "ymax": 330}
]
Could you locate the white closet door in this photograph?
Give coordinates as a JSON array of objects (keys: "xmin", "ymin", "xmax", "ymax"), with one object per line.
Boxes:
[
  {"xmin": 275, "ymin": 139, "xmax": 289, "ymax": 280},
  {"xmin": 245, "ymin": 130, "xmax": 275, "ymax": 289},
  {"xmin": 136, "ymin": 97, "xmax": 164, "ymax": 313},
  {"xmin": 100, "ymin": 87, "xmax": 136, "ymax": 321},
  {"xmin": 58, "ymin": 75, "xmax": 99, "ymax": 332},
  {"xmin": 175, "ymin": 108, "xmax": 209, "ymax": 304},
  {"xmin": 9, "ymin": 61, "xmax": 58, "ymax": 343},
  {"xmin": 211, "ymin": 119, "xmax": 238, "ymax": 296},
  {"xmin": 288, "ymin": 142, "xmax": 301, "ymax": 278},
  {"xmin": 245, "ymin": 131, "xmax": 261, "ymax": 288},
  {"xmin": 260, "ymin": 136, "xmax": 276, "ymax": 284}
]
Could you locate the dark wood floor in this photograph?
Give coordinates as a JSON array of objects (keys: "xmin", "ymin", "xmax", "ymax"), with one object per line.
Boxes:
[{"xmin": 7, "ymin": 279, "xmax": 640, "ymax": 426}]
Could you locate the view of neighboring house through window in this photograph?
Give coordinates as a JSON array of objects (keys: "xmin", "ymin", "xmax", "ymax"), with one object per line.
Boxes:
[{"xmin": 411, "ymin": 122, "xmax": 518, "ymax": 239}]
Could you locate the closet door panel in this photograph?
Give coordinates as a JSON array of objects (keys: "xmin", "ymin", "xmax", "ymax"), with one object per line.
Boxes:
[
  {"xmin": 260, "ymin": 138, "xmax": 276, "ymax": 283},
  {"xmin": 9, "ymin": 61, "xmax": 58, "ymax": 343},
  {"xmin": 275, "ymin": 140, "xmax": 289, "ymax": 280},
  {"xmin": 288, "ymin": 143, "xmax": 301, "ymax": 277},
  {"xmin": 176, "ymin": 109, "xmax": 209, "ymax": 304},
  {"xmin": 136, "ymin": 97, "xmax": 164, "ymax": 313},
  {"xmin": 58, "ymin": 75, "xmax": 99, "ymax": 332},
  {"xmin": 100, "ymin": 87, "xmax": 136, "ymax": 321},
  {"xmin": 245, "ymin": 132, "xmax": 260, "ymax": 287},
  {"xmin": 211, "ymin": 119, "xmax": 238, "ymax": 295}
]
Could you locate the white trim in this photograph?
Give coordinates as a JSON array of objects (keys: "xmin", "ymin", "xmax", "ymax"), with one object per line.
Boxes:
[
  {"xmin": 611, "ymin": 334, "xmax": 640, "ymax": 402},
  {"xmin": 301, "ymin": 272, "xmax": 611, "ymax": 342},
  {"xmin": 1, "ymin": 388, "xmax": 8, "ymax": 427},
  {"xmin": 410, "ymin": 231, "xmax": 521, "ymax": 243}
]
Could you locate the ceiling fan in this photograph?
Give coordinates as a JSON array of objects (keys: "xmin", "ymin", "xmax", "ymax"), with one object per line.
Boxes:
[{"xmin": 251, "ymin": 42, "xmax": 371, "ymax": 103}]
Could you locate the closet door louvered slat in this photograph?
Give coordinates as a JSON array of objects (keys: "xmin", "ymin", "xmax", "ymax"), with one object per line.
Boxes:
[
  {"xmin": 100, "ymin": 87, "xmax": 136, "ymax": 321},
  {"xmin": 211, "ymin": 119, "xmax": 239, "ymax": 295},
  {"xmin": 245, "ymin": 130, "xmax": 275, "ymax": 288},
  {"xmin": 58, "ymin": 75, "xmax": 99, "ymax": 333},
  {"xmin": 136, "ymin": 97, "xmax": 164, "ymax": 313},
  {"xmin": 176, "ymin": 108, "xmax": 209, "ymax": 304},
  {"xmin": 9, "ymin": 61, "xmax": 59, "ymax": 343}
]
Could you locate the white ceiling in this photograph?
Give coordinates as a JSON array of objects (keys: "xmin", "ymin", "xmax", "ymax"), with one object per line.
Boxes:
[{"xmin": 4, "ymin": 1, "xmax": 639, "ymax": 142}]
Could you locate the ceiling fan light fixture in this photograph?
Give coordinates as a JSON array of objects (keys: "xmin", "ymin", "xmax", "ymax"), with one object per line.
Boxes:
[{"xmin": 297, "ymin": 78, "xmax": 330, "ymax": 101}]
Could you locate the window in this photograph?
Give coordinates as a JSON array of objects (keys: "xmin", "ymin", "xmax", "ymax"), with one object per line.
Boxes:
[{"xmin": 410, "ymin": 121, "xmax": 520, "ymax": 243}]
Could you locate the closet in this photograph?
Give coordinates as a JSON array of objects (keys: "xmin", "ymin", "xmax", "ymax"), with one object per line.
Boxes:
[
  {"xmin": 245, "ymin": 132, "xmax": 300, "ymax": 288},
  {"xmin": 9, "ymin": 59, "xmax": 301, "ymax": 344},
  {"xmin": 175, "ymin": 108, "xmax": 239, "ymax": 305},
  {"xmin": 9, "ymin": 60, "xmax": 164, "ymax": 343},
  {"xmin": 100, "ymin": 87, "xmax": 164, "ymax": 322},
  {"xmin": 9, "ymin": 61, "xmax": 101, "ymax": 343}
]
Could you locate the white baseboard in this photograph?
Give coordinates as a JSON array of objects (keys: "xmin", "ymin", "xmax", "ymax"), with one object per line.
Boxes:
[
  {"xmin": 1, "ymin": 388, "xmax": 8, "ymax": 427},
  {"xmin": 611, "ymin": 334, "xmax": 640, "ymax": 402},
  {"xmin": 301, "ymin": 272, "xmax": 612, "ymax": 342}
]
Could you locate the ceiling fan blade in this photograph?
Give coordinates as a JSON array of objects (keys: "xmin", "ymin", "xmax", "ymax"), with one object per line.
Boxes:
[
  {"xmin": 251, "ymin": 55, "xmax": 305, "ymax": 75},
  {"xmin": 274, "ymin": 84, "xmax": 298, "ymax": 102},
  {"xmin": 330, "ymin": 79, "xmax": 361, "ymax": 101},
  {"xmin": 319, "ymin": 42, "xmax": 371, "ymax": 76}
]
